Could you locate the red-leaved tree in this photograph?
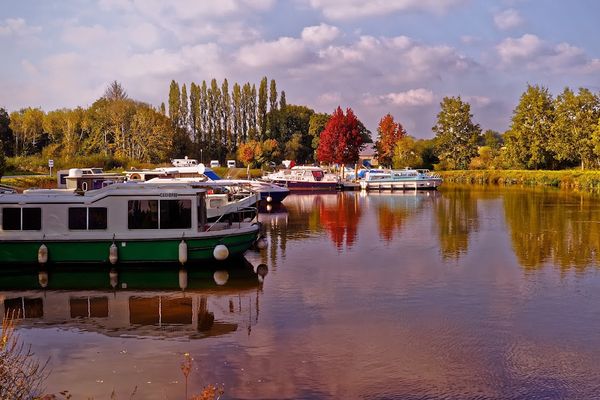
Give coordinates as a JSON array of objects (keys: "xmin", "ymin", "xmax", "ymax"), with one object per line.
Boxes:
[
  {"xmin": 375, "ymin": 113, "xmax": 406, "ymax": 167},
  {"xmin": 316, "ymin": 106, "xmax": 363, "ymax": 165}
]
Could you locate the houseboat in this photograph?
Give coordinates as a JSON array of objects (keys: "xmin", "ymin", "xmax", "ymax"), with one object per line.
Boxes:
[
  {"xmin": 0, "ymin": 182, "xmax": 263, "ymax": 265},
  {"xmin": 262, "ymin": 166, "xmax": 340, "ymax": 191},
  {"xmin": 359, "ymin": 168, "xmax": 443, "ymax": 191}
]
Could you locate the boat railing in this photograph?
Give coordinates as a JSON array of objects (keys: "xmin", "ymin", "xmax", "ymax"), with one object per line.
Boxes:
[{"xmin": 205, "ymin": 205, "xmax": 258, "ymax": 232}]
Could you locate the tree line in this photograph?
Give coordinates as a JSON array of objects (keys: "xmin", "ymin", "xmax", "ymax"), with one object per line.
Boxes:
[{"xmin": 2, "ymin": 81, "xmax": 600, "ymax": 175}]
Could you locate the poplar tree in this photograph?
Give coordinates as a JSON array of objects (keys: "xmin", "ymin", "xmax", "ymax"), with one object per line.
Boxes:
[
  {"xmin": 249, "ymin": 84, "xmax": 258, "ymax": 140},
  {"xmin": 257, "ymin": 77, "xmax": 268, "ymax": 139},
  {"xmin": 279, "ymin": 91, "xmax": 287, "ymax": 111},
  {"xmin": 168, "ymin": 80, "xmax": 181, "ymax": 129},
  {"xmin": 221, "ymin": 79, "xmax": 232, "ymax": 155},
  {"xmin": 241, "ymin": 83, "xmax": 251, "ymax": 142},
  {"xmin": 432, "ymin": 96, "xmax": 480, "ymax": 170},
  {"xmin": 189, "ymin": 82, "xmax": 200, "ymax": 143},
  {"xmin": 200, "ymin": 81, "xmax": 208, "ymax": 144},
  {"xmin": 180, "ymin": 83, "xmax": 188, "ymax": 131},
  {"xmin": 232, "ymin": 83, "xmax": 242, "ymax": 148}
]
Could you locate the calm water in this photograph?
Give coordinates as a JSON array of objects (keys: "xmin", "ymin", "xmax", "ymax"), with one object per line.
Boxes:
[{"xmin": 3, "ymin": 186, "xmax": 600, "ymax": 399}]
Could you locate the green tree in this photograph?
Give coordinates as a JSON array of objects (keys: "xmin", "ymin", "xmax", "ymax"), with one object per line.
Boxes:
[
  {"xmin": 0, "ymin": 108, "xmax": 14, "ymax": 156},
  {"xmin": 0, "ymin": 140, "xmax": 6, "ymax": 178},
  {"xmin": 189, "ymin": 82, "xmax": 200, "ymax": 143},
  {"xmin": 308, "ymin": 112, "xmax": 330, "ymax": 154},
  {"xmin": 180, "ymin": 83, "xmax": 189, "ymax": 131},
  {"xmin": 168, "ymin": 80, "xmax": 181, "ymax": 129},
  {"xmin": 232, "ymin": 83, "xmax": 242, "ymax": 148},
  {"xmin": 221, "ymin": 79, "xmax": 232, "ymax": 156},
  {"xmin": 432, "ymin": 96, "xmax": 480, "ymax": 170},
  {"xmin": 392, "ymin": 136, "xmax": 422, "ymax": 168},
  {"xmin": 550, "ymin": 87, "xmax": 600, "ymax": 169},
  {"xmin": 504, "ymin": 84, "xmax": 554, "ymax": 169},
  {"xmin": 257, "ymin": 77, "xmax": 268, "ymax": 139}
]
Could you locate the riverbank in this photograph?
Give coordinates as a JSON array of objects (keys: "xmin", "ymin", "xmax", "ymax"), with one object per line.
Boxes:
[{"xmin": 438, "ymin": 170, "xmax": 600, "ymax": 191}]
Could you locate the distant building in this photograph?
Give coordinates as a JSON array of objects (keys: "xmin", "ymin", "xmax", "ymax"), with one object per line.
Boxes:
[{"xmin": 359, "ymin": 143, "xmax": 378, "ymax": 167}]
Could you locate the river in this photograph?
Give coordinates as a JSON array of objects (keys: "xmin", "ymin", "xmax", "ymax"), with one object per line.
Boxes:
[{"xmin": 3, "ymin": 186, "xmax": 600, "ymax": 399}]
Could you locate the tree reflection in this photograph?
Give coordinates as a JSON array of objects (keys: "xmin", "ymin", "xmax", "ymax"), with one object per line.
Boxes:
[
  {"xmin": 436, "ymin": 187, "xmax": 479, "ymax": 259},
  {"xmin": 503, "ymin": 189, "xmax": 600, "ymax": 270},
  {"xmin": 372, "ymin": 194, "xmax": 429, "ymax": 242},
  {"xmin": 319, "ymin": 193, "xmax": 362, "ymax": 249}
]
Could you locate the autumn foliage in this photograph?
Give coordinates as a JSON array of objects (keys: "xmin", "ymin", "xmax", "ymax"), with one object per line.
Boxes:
[
  {"xmin": 375, "ymin": 113, "xmax": 406, "ymax": 167},
  {"xmin": 316, "ymin": 106, "xmax": 363, "ymax": 165}
]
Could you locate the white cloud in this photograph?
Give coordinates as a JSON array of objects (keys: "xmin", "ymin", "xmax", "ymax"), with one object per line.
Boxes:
[
  {"xmin": 0, "ymin": 18, "xmax": 41, "ymax": 37},
  {"xmin": 237, "ymin": 37, "xmax": 308, "ymax": 67},
  {"xmin": 382, "ymin": 89, "xmax": 436, "ymax": 106},
  {"xmin": 301, "ymin": 24, "xmax": 340, "ymax": 45},
  {"xmin": 494, "ymin": 8, "xmax": 524, "ymax": 30},
  {"xmin": 127, "ymin": 22, "xmax": 160, "ymax": 48},
  {"xmin": 496, "ymin": 34, "xmax": 599, "ymax": 73},
  {"xmin": 305, "ymin": 0, "xmax": 466, "ymax": 20}
]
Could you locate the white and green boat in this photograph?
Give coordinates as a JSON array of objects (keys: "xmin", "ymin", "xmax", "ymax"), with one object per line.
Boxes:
[{"xmin": 0, "ymin": 182, "xmax": 263, "ymax": 265}]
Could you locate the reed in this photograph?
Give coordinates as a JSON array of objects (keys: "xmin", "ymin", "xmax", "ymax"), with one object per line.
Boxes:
[
  {"xmin": 437, "ymin": 170, "xmax": 600, "ymax": 191},
  {"xmin": 0, "ymin": 312, "xmax": 49, "ymax": 400}
]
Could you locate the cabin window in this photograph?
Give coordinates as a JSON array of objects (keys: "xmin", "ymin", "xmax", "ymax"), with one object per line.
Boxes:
[
  {"xmin": 2, "ymin": 208, "xmax": 21, "ymax": 230},
  {"xmin": 69, "ymin": 207, "xmax": 107, "ymax": 230},
  {"xmin": 2, "ymin": 208, "xmax": 41, "ymax": 231},
  {"xmin": 159, "ymin": 200, "xmax": 191, "ymax": 229},
  {"xmin": 128, "ymin": 200, "xmax": 159, "ymax": 229},
  {"xmin": 68, "ymin": 208, "xmax": 87, "ymax": 230},
  {"xmin": 89, "ymin": 208, "xmax": 107, "ymax": 230}
]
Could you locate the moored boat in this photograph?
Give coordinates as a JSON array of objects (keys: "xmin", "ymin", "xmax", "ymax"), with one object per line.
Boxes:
[
  {"xmin": 261, "ymin": 166, "xmax": 340, "ymax": 191},
  {"xmin": 0, "ymin": 182, "xmax": 263, "ymax": 265},
  {"xmin": 359, "ymin": 168, "xmax": 442, "ymax": 191}
]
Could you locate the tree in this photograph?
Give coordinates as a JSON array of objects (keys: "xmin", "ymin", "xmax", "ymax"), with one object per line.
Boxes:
[
  {"xmin": 0, "ymin": 140, "xmax": 6, "ymax": 178},
  {"xmin": 392, "ymin": 136, "xmax": 422, "ymax": 168},
  {"xmin": 317, "ymin": 106, "xmax": 364, "ymax": 166},
  {"xmin": 9, "ymin": 108, "xmax": 45, "ymax": 156},
  {"xmin": 550, "ymin": 87, "xmax": 600, "ymax": 169},
  {"xmin": 257, "ymin": 77, "xmax": 268, "ymax": 139},
  {"xmin": 104, "ymin": 80, "xmax": 128, "ymax": 101},
  {"xmin": 0, "ymin": 108, "xmax": 14, "ymax": 157},
  {"xmin": 503, "ymin": 85, "xmax": 554, "ymax": 169},
  {"xmin": 168, "ymin": 80, "xmax": 181, "ymax": 129},
  {"xmin": 232, "ymin": 83, "xmax": 242, "ymax": 148},
  {"xmin": 180, "ymin": 83, "xmax": 189, "ymax": 131},
  {"xmin": 375, "ymin": 113, "xmax": 406, "ymax": 167},
  {"xmin": 432, "ymin": 96, "xmax": 480, "ymax": 170},
  {"xmin": 189, "ymin": 82, "xmax": 200, "ymax": 143},
  {"xmin": 308, "ymin": 112, "xmax": 330, "ymax": 154}
]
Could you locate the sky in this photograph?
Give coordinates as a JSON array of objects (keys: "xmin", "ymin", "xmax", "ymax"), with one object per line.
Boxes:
[{"xmin": 1, "ymin": 0, "xmax": 600, "ymax": 139}]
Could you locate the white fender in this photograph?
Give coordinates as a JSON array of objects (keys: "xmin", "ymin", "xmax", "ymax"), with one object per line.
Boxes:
[
  {"xmin": 109, "ymin": 243, "xmax": 118, "ymax": 265},
  {"xmin": 179, "ymin": 240, "xmax": 188, "ymax": 265},
  {"xmin": 256, "ymin": 238, "xmax": 268, "ymax": 250},
  {"xmin": 38, "ymin": 244, "xmax": 48, "ymax": 265},
  {"xmin": 178, "ymin": 269, "xmax": 188, "ymax": 290},
  {"xmin": 266, "ymin": 195, "xmax": 273, "ymax": 203},
  {"xmin": 38, "ymin": 271, "xmax": 48, "ymax": 288},
  {"xmin": 109, "ymin": 268, "xmax": 118, "ymax": 288},
  {"xmin": 213, "ymin": 244, "xmax": 229, "ymax": 261},
  {"xmin": 213, "ymin": 270, "xmax": 229, "ymax": 286}
]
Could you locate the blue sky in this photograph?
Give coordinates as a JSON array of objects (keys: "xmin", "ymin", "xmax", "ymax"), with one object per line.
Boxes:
[{"xmin": 1, "ymin": 0, "xmax": 600, "ymax": 138}]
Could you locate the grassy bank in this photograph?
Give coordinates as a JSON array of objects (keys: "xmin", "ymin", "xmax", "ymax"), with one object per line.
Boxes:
[{"xmin": 438, "ymin": 170, "xmax": 600, "ymax": 191}]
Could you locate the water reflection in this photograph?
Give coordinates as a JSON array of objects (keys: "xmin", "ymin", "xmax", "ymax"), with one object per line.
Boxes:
[
  {"xmin": 0, "ymin": 262, "xmax": 263, "ymax": 340},
  {"xmin": 503, "ymin": 188, "xmax": 600, "ymax": 270},
  {"xmin": 436, "ymin": 186, "xmax": 480, "ymax": 260}
]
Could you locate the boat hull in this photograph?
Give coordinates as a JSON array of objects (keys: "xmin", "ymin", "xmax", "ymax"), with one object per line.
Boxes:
[
  {"xmin": 360, "ymin": 179, "xmax": 442, "ymax": 191},
  {"xmin": 0, "ymin": 228, "xmax": 260, "ymax": 265},
  {"xmin": 259, "ymin": 190, "xmax": 289, "ymax": 202},
  {"xmin": 270, "ymin": 180, "xmax": 339, "ymax": 191}
]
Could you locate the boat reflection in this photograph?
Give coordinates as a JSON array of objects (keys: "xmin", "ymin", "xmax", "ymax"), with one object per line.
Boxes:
[{"xmin": 0, "ymin": 261, "xmax": 266, "ymax": 340}]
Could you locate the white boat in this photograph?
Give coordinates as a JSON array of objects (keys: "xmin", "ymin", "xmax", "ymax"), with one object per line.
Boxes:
[
  {"xmin": 0, "ymin": 182, "xmax": 263, "ymax": 265},
  {"xmin": 126, "ymin": 164, "xmax": 289, "ymax": 203},
  {"xmin": 359, "ymin": 168, "xmax": 442, "ymax": 191},
  {"xmin": 262, "ymin": 166, "xmax": 340, "ymax": 191}
]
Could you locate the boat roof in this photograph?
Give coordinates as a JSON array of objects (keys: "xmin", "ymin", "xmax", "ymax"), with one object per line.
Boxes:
[{"xmin": 0, "ymin": 182, "xmax": 208, "ymax": 204}]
